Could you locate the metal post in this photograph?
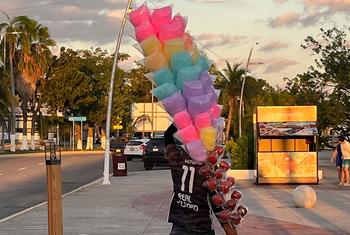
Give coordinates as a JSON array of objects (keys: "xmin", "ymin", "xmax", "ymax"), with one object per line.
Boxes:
[
  {"xmin": 72, "ymin": 121, "xmax": 75, "ymax": 151},
  {"xmin": 103, "ymin": 0, "xmax": 133, "ymax": 185},
  {"xmin": 151, "ymin": 83, "xmax": 154, "ymax": 137},
  {"xmin": 3, "ymin": 34, "xmax": 6, "ymax": 71},
  {"xmin": 238, "ymin": 42, "xmax": 258, "ymax": 138},
  {"xmin": 45, "ymin": 141, "xmax": 63, "ymax": 235},
  {"xmin": 81, "ymin": 121, "xmax": 83, "ymax": 150}
]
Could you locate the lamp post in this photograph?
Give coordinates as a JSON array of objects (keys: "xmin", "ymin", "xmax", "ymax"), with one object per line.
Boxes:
[
  {"xmin": 238, "ymin": 42, "xmax": 258, "ymax": 139},
  {"xmin": 102, "ymin": 0, "xmax": 133, "ymax": 185}
]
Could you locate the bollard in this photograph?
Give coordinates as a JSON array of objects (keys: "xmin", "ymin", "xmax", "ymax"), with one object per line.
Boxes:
[{"xmin": 45, "ymin": 141, "xmax": 63, "ymax": 235}]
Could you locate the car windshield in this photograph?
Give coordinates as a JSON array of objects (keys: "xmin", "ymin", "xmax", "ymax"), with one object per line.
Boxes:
[
  {"xmin": 127, "ymin": 141, "xmax": 143, "ymax": 146},
  {"xmin": 147, "ymin": 138, "xmax": 164, "ymax": 147}
]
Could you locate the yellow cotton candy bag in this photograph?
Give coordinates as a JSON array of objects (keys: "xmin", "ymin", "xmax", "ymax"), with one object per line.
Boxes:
[
  {"xmin": 144, "ymin": 50, "xmax": 169, "ymax": 71},
  {"xmin": 164, "ymin": 38, "xmax": 185, "ymax": 59},
  {"xmin": 140, "ymin": 35, "xmax": 163, "ymax": 56},
  {"xmin": 200, "ymin": 127, "xmax": 217, "ymax": 151},
  {"xmin": 187, "ymin": 43, "xmax": 200, "ymax": 64}
]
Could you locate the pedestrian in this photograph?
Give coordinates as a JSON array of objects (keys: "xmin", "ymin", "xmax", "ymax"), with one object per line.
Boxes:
[
  {"xmin": 338, "ymin": 136, "xmax": 350, "ymax": 186},
  {"xmin": 164, "ymin": 124, "xmax": 237, "ymax": 235},
  {"xmin": 331, "ymin": 141, "xmax": 342, "ymax": 183}
]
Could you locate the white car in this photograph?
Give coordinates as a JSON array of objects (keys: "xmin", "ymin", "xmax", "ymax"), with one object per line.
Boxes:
[{"xmin": 124, "ymin": 139, "xmax": 149, "ymax": 161}]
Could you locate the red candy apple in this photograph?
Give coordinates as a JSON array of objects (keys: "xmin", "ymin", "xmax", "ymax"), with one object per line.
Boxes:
[
  {"xmin": 214, "ymin": 169, "xmax": 224, "ymax": 179},
  {"xmin": 212, "ymin": 193, "xmax": 225, "ymax": 207},
  {"xmin": 226, "ymin": 176, "xmax": 235, "ymax": 186},
  {"xmin": 230, "ymin": 212, "xmax": 242, "ymax": 225},
  {"xmin": 231, "ymin": 190, "xmax": 242, "ymax": 201},
  {"xmin": 224, "ymin": 199, "xmax": 237, "ymax": 210},
  {"xmin": 217, "ymin": 209, "xmax": 231, "ymax": 223},
  {"xmin": 219, "ymin": 160, "xmax": 231, "ymax": 171},
  {"xmin": 199, "ymin": 165, "xmax": 212, "ymax": 179},
  {"xmin": 215, "ymin": 146, "xmax": 225, "ymax": 156},
  {"xmin": 237, "ymin": 205, "xmax": 248, "ymax": 217},
  {"xmin": 203, "ymin": 178, "xmax": 217, "ymax": 192},
  {"xmin": 219, "ymin": 181, "xmax": 231, "ymax": 194},
  {"xmin": 207, "ymin": 153, "xmax": 218, "ymax": 165}
]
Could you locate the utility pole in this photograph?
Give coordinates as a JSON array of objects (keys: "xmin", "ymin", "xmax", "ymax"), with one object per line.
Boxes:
[
  {"xmin": 238, "ymin": 42, "xmax": 259, "ymax": 138},
  {"xmin": 103, "ymin": 0, "xmax": 133, "ymax": 185}
]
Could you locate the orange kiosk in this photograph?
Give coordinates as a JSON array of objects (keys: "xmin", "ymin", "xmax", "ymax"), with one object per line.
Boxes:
[{"xmin": 255, "ymin": 106, "xmax": 318, "ymax": 184}]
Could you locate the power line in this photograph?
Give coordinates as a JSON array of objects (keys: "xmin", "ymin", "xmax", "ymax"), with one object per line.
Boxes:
[{"xmin": 1, "ymin": 0, "xmax": 80, "ymax": 12}]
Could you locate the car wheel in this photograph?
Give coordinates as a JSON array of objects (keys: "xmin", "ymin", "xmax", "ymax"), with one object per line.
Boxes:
[
  {"xmin": 144, "ymin": 162, "xmax": 154, "ymax": 170},
  {"xmin": 127, "ymin": 156, "xmax": 132, "ymax": 161}
]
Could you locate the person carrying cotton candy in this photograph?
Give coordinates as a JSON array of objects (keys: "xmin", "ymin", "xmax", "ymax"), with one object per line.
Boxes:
[
  {"xmin": 128, "ymin": 3, "xmax": 245, "ymax": 234},
  {"xmin": 164, "ymin": 124, "xmax": 238, "ymax": 235}
]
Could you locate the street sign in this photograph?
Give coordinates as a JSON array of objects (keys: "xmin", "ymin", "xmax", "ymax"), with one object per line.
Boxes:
[
  {"xmin": 68, "ymin": 116, "xmax": 86, "ymax": 122},
  {"xmin": 113, "ymin": 125, "xmax": 123, "ymax": 130}
]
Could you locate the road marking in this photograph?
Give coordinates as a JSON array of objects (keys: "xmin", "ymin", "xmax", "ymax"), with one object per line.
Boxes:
[
  {"xmin": 0, "ymin": 173, "xmax": 112, "ymax": 224},
  {"xmin": 37, "ymin": 163, "xmax": 44, "ymax": 166},
  {"xmin": 0, "ymin": 173, "xmax": 3, "ymax": 176},
  {"xmin": 17, "ymin": 167, "xmax": 27, "ymax": 171}
]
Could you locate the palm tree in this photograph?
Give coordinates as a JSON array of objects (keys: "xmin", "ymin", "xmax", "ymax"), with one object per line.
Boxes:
[
  {"xmin": 0, "ymin": 13, "xmax": 35, "ymax": 151},
  {"xmin": 16, "ymin": 20, "xmax": 55, "ymax": 150},
  {"xmin": 0, "ymin": 70, "xmax": 11, "ymax": 151},
  {"xmin": 130, "ymin": 114, "xmax": 152, "ymax": 138},
  {"xmin": 216, "ymin": 62, "xmax": 245, "ymax": 140}
]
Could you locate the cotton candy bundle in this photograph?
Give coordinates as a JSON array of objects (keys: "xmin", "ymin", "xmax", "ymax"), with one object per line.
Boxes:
[
  {"xmin": 129, "ymin": 2, "xmax": 247, "ymax": 226},
  {"xmin": 129, "ymin": 2, "xmax": 223, "ymax": 162}
]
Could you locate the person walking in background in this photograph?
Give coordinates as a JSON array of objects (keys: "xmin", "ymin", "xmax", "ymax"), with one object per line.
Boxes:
[
  {"xmin": 331, "ymin": 141, "xmax": 343, "ymax": 183},
  {"xmin": 164, "ymin": 124, "xmax": 237, "ymax": 235},
  {"xmin": 338, "ymin": 136, "xmax": 350, "ymax": 186}
]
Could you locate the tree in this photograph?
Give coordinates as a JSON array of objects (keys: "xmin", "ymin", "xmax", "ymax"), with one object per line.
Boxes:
[
  {"xmin": 0, "ymin": 13, "xmax": 35, "ymax": 151},
  {"xmin": 41, "ymin": 47, "xmax": 132, "ymax": 148},
  {"xmin": 287, "ymin": 26, "xmax": 350, "ymax": 136},
  {"xmin": 216, "ymin": 62, "xmax": 245, "ymax": 140},
  {"xmin": 215, "ymin": 62, "xmax": 264, "ymax": 140},
  {"xmin": 0, "ymin": 70, "xmax": 11, "ymax": 151},
  {"xmin": 15, "ymin": 19, "xmax": 55, "ymax": 150}
]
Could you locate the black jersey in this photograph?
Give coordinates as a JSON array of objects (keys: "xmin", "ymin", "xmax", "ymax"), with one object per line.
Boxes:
[{"xmin": 167, "ymin": 144, "xmax": 220, "ymax": 232}]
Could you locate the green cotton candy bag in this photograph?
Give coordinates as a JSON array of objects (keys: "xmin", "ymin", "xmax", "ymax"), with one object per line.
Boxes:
[
  {"xmin": 154, "ymin": 68, "xmax": 175, "ymax": 86},
  {"xmin": 176, "ymin": 65, "xmax": 202, "ymax": 90},
  {"xmin": 151, "ymin": 82, "xmax": 178, "ymax": 100}
]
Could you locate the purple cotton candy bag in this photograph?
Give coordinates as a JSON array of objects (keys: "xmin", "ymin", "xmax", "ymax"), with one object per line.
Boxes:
[
  {"xmin": 182, "ymin": 80, "xmax": 204, "ymax": 100},
  {"xmin": 187, "ymin": 94, "xmax": 211, "ymax": 117},
  {"xmin": 161, "ymin": 92, "xmax": 187, "ymax": 116}
]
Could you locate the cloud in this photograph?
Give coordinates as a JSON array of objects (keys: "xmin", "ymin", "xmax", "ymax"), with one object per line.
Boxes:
[
  {"xmin": 270, "ymin": 0, "xmax": 350, "ymax": 28},
  {"xmin": 0, "ymin": 0, "xmax": 127, "ymax": 45},
  {"xmin": 269, "ymin": 12, "xmax": 301, "ymax": 28},
  {"xmin": 259, "ymin": 41, "xmax": 289, "ymax": 52},
  {"xmin": 263, "ymin": 57, "xmax": 298, "ymax": 73},
  {"xmin": 194, "ymin": 33, "xmax": 248, "ymax": 48},
  {"xmin": 303, "ymin": 0, "xmax": 350, "ymax": 11},
  {"xmin": 273, "ymin": 0, "xmax": 289, "ymax": 4}
]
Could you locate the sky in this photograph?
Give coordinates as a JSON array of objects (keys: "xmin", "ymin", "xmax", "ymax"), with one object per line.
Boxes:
[{"xmin": 0, "ymin": 0, "xmax": 349, "ymax": 87}]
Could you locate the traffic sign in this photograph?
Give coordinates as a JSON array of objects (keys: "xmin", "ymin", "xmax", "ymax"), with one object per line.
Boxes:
[
  {"xmin": 113, "ymin": 125, "xmax": 123, "ymax": 130},
  {"xmin": 68, "ymin": 116, "xmax": 86, "ymax": 122}
]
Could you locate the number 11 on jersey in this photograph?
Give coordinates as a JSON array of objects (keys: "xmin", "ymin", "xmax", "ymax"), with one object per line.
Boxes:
[{"xmin": 181, "ymin": 165, "xmax": 195, "ymax": 193}]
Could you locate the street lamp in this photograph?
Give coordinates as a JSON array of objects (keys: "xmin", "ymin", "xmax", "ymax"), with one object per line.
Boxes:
[
  {"xmin": 102, "ymin": 0, "xmax": 133, "ymax": 185},
  {"xmin": 238, "ymin": 42, "xmax": 259, "ymax": 139}
]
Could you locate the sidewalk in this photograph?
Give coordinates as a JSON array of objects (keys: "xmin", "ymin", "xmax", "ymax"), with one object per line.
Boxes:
[{"xmin": 0, "ymin": 152, "xmax": 349, "ymax": 234}]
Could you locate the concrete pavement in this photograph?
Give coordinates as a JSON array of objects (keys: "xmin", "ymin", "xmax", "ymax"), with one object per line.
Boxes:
[{"xmin": 0, "ymin": 151, "xmax": 349, "ymax": 234}]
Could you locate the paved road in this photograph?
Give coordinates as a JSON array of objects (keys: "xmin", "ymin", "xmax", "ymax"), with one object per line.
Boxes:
[{"xmin": 0, "ymin": 151, "xmax": 148, "ymax": 220}]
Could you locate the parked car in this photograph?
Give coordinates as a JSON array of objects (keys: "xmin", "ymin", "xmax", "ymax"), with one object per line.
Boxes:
[
  {"xmin": 123, "ymin": 139, "xmax": 149, "ymax": 161},
  {"xmin": 110, "ymin": 139, "xmax": 126, "ymax": 154},
  {"xmin": 143, "ymin": 137, "xmax": 166, "ymax": 170}
]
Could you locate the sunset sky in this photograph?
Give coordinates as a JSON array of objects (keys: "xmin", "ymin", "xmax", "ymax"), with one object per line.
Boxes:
[{"xmin": 1, "ymin": 0, "xmax": 349, "ymax": 87}]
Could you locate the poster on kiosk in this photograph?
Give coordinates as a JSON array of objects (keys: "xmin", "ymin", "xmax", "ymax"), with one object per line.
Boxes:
[{"xmin": 256, "ymin": 106, "xmax": 318, "ymax": 184}]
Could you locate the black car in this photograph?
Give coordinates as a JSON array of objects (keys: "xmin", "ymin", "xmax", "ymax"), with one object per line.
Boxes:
[
  {"xmin": 143, "ymin": 137, "xmax": 167, "ymax": 170},
  {"xmin": 110, "ymin": 139, "xmax": 126, "ymax": 155}
]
